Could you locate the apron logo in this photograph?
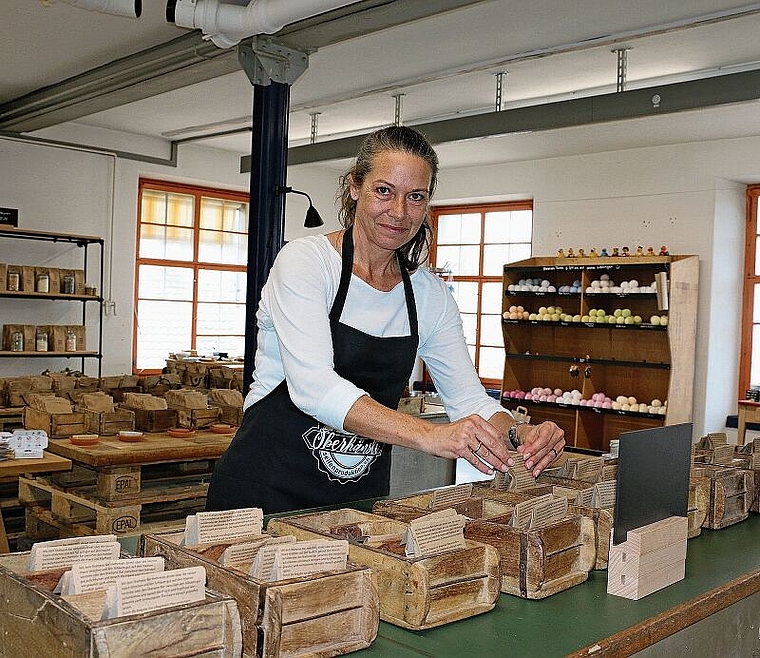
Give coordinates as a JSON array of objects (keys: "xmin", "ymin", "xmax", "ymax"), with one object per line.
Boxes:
[{"xmin": 302, "ymin": 425, "xmax": 382, "ymax": 483}]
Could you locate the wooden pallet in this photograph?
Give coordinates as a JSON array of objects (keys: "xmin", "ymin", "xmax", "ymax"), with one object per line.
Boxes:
[{"xmin": 19, "ymin": 474, "xmax": 208, "ymax": 538}]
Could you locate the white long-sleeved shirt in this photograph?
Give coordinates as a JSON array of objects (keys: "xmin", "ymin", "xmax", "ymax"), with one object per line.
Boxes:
[{"xmin": 245, "ymin": 235, "xmax": 505, "ymax": 431}]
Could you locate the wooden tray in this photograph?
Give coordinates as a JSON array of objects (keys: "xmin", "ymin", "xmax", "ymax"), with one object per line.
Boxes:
[
  {"xmin": 0, "ymin": 551, "xmax": 242, "ymax": 657},
  {"xmin": 141, "ymin": 531, "xmax": 378, "ymax": 658},
  {"xmin": 267, "ymin": 508, "xmax": 500, "ymax": 629},
  {"xmin": 373, "ymin": 492, "xmax": 595, "ymax": 597}
]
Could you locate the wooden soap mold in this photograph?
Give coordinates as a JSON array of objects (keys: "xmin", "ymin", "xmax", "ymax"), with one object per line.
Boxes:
[
  {"xmin": 140, "ymin": 530, "xmax": 379, "ymax": 658},
  {"xmin": 266, "ymin": 508, "xmax": 500, "ymax": 630}
]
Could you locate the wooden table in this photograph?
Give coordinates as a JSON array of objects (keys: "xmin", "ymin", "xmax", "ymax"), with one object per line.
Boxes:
[
  {"xmin": 0, "ymin": 452, "xmax": 71, "ymax": 552},
  {"xmin": 25, "ymin": 430, "xmax": 234, "ymax": 538},
  {"xmin": 737, "ymin": 399, "xmax": 760, "ymax": 445}
]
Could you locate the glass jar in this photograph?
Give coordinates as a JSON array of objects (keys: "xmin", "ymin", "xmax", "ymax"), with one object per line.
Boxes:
[
  {"xmin": 10, "ymin": 331, "xmax": 24, "ymax": 352},
  {"xmin": 62, "ymin": 274, "xmax": 75, "ymax": 294},
  {"xmin": 36, "ymin": 331, "xmax": 48, "ymax": 352},
  {"xmin": 7, "ymin": 271, "xmax": 20, "ymax": 292},
  {"xmin": 65, "ymin": 330, "xmax": 77, "ymax": 352},
  {"xmin": 36, "ymin": 272, "xmax": 50, "ymax": 294}
]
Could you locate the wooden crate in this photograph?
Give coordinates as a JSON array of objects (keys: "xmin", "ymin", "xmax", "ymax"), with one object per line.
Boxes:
[
  {"xmin": 141, "ymin": 531, "xmax": 379, "ymax": 658},
  {"xmin": 121, "ymin": 406, "xmax": 178, "ymax": 433},
  {"xmin": 23, "ymin": 406, "xmax": 86, "ymax": 438},
  {"xmin": 80, "ymin": 408, "xmax": 135, "ymax": 436},
  {"xmin": 373, "ymin": 492, "xmax": 595, "ymax": 597},
  {"xmin": 210, "ymin": 402, "xmax": 243, "ymax": 427},
  {"xmin": 691, "ymin": 465, "xmax": 751, "ymax": 529},
  {"xmin": 267, "ymin": 508, "xmax": 500, "ymax": 630},
  {"xmin": 0, "ymin": 551, "xmax": 242, "ymax": 657},
  {"xmin": 688, "ymin": 478, "xmax": 709, "ymax": 537},
  {"xmin": 171, "ymin": 406, "xmax": 222, "ymax": 430}
]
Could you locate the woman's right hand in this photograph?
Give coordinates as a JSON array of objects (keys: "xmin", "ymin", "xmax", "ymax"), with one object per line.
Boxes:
[{"xmin": 419, "ymin": 415, "xmax": 512, "ymax": 475}]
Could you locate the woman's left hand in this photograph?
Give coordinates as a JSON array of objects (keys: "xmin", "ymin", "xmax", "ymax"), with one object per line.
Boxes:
[{"xmin": 516, "ymin": 421, "xmax": 565, "ymax": 477}]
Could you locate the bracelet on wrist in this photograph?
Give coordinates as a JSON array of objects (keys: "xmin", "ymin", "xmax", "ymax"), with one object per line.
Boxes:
[{"xmin": 507, "ymin": 420, "xmax": 529, "ymax": 449}]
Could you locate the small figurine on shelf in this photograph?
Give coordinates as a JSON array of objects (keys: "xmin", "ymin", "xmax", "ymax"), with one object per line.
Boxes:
[
  {"xmin": 659, "ymin": 245, "xmax": 669, "ymax": 256},
  {"xmin": 622, "ymin": 246, "xmax": 630, "ymax": 257},
  {"xmin": 589, "ymin": 248, "xmax": 599, "ymax": 258},
  {"xmin": 577, "ymin": 248, "xmax": 586, "ymax": 258},
  {"xmin": 567, "ymin": 248, "xmax": 575, "ymax": 258},
  {"xmin": 557, "ymin": 248, "xmax": 566, "ymax": 258},
  {"xmin": 635, "ymin": 246, "xmax": 644, "ymax": 257},
  {"xmin": 612, "ymin": 247, "xmax": 620, "ymax": 257},
  {"xmin": 646, "ymin": 246, "xmax": 656, "ymax": 257},
  {"xmin": 600, "ymin": 248, "xmax": 610, "ymax": 257}
]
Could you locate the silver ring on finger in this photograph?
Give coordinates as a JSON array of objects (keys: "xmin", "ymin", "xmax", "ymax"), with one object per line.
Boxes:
[
  {"xmin": 549, "ymin": 448, "xmax": 558, "ymax": 458},
  {"xmin": 472, "ymin": 442, "xmax": 483, "ymax": 456}
]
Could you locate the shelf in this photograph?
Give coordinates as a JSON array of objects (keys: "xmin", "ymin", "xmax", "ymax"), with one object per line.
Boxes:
[
  {"xmin": 0, "ymin": 226, "xmax": 102, "ymax": 246},
  {"xmin": 501, "ymin": 396, "xmax": 665, "ymax": 420},
  {"xmin": 501, "ymin": 254, "xmax": 698, "ymax": 452},
  {"xmin": 0, "ymin": 351, "xmax": 100, "ymax": 357},
  {"xmin": 0, "ymin": 292, "xmax": 101, "ymax": 302}
]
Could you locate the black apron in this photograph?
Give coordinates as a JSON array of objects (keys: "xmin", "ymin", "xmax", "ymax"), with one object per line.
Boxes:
[{"xmin": 206, "ymin": 227, "xmax": 419, "ymax": 513}]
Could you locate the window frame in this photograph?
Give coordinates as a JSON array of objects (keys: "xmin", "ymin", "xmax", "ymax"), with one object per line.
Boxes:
[
  {"xmin": 740, "ymin": 185, "xmax": 760, "ymax": 394},
  {"xmin": 134, "ymin": 178, "xmax": 249, "ymax": 374},
  {"xmin": 429, "ymin": 200, "xmax": 533, "ymax": 390}
]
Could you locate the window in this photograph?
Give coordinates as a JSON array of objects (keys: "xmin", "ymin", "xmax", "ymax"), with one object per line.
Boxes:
[
  {"xmin": 740, "ymin": 185, "xmax": 760, "ymax": 393},
  {"xmin": 134, "ymin": 179, "xmax": 249, "ymax": 373},
  {"xmin": 430, "ymin": 201, "xmax": 533, "ymax": 389}
]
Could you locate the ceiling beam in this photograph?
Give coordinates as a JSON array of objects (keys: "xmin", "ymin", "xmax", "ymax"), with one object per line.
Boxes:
[
  {"xmin": 0, "ymin": 0, "xmax": 487, "ymax": 133},
  {"xmin": 242, "ymin": 68, "xmax": 760, "ymax": 169}
]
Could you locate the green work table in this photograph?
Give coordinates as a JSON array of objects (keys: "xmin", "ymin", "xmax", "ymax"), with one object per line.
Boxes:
[{"xmin": 349, "ymin": 512, "xmax": 760, "ymax": 657}]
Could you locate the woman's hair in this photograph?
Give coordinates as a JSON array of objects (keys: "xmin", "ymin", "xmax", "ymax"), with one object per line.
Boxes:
[{"xmin": 337, "ymin": 125, "xmax": 439, "ymax": 271}]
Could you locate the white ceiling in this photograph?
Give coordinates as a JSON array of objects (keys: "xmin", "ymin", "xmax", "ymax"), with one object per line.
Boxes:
[{"xmin": 5, "ymin": 1, "xmax": 760, "ymax": 168}]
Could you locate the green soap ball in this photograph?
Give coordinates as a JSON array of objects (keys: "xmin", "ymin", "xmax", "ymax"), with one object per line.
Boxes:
[{"xmin": 621, "ymin": 308, "xmax": 632, "ymax": 318}]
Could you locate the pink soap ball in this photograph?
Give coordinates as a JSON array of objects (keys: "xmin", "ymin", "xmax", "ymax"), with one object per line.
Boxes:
[
  {"xmin": 593, "ymin": 400, "xmax": 604, "ymax": 407},
  {"xmin": 579, "ymin": 399, "xmax": 588, "ymax": 406},
  {"xmin": 538, "ymin": 395, "xmax": 548, "ymax": 402},
  {"xmin": 602, "ymin": 401, "xmax": 613, "ymax": 408},
  {"xmin": 542, "ymin": 387, "xmax": 552, "ymax": 396},
  {"xmin": 604, "ymin": 397, "xmax": 613, "ymax": 404},
  {"xmin": 546, "ymin": 394, "xmax": 557, "ymax": 402},
  {"xmin": 531, "ymin": 387, "xmax": 542, "ymax": 396},
  {"xmin": 524, "ymin": 393, "xmax": 533, "ymax": 400},
  {"xmin": 514, "ymin": 391, "xmax": 526, "ymax": 399},
  {"xmin": 591, "ymin": 392, "xmax": 604, "ymax": 402}
]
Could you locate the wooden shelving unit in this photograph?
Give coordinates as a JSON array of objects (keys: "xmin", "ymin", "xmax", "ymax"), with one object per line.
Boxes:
[
  {"xmin": 500, "ymin": 255, "xmax": 699, "ymax": 452},
  {"xmin": 0, "ymin": 227, "xmax": 104, "ymax": 377}
]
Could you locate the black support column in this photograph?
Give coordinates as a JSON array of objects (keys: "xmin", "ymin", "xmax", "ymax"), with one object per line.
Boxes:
[{"xmin": 237, "ymin": 37, "xmax": 309, "ymax": 391}]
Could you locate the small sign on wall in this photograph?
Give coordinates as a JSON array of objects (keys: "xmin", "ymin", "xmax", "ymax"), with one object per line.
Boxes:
[{"xmin": 0, "ymin": 207, "xmax": 19, "ymax": 227}]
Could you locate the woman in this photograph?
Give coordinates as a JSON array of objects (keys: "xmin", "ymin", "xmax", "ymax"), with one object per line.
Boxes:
[{"xmin": 206, "ymin": 126, "xmax": 565, "ymax": 513}]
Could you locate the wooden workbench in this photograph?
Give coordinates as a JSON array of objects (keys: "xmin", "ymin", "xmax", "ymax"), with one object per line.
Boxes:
[
  {"xmin": 737, "ymin": 399, "xmax": 760, "ymax": 446},
  {"xmin": 338, "ymin": 502, "xmax": 760, "ymax": 656},
  {"xmin": 22, "ymin": 430, "xmax": 234, "ymax": 540}
]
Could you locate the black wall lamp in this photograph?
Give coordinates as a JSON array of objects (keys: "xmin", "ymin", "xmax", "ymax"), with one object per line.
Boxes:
[{"xmin": 276, "ymin": 185, "xmax": 324, "ymax": 228}]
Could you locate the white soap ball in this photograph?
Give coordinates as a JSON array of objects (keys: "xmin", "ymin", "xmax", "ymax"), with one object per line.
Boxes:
[
  {"xmin": 585, "ymin": 286, "xmax": 594, "ymax": 294},
  {"xmin": 627, "ymin": 396, "xmax": 637, "ymax": 405},
  {"xmin": 518, "ymin": 279, "xmax": 526, "ymax": 286},
  {"xmin": 621, "ymin": 403, "xmax": 631, "ymax": 411},
  {"xmin": 612, "ymin": 402, "xmax": 622, "ymax": 410},
  {"xmin": 650, "ymin": 399, "xmax": 662, "ymax": 408},
  {"xmin": 616, "ymin": 395, "xmax": 627, "ymax": 404},
  {"xmin": 648, "ymin": 406, "xmax": 657, "ymax": 414},
  {"xmin": 600, "ymin": 279, "xmax": 610, "ymax": 288},
  {"xmin": 502, "ymin": 312, "xmax": 510, "ymax": 319},
  {"xmin": 629, "ymin": 279, "xmax": 639, "ymax": 288},
  {"xmin": 600, "ymin": 274, "xmax": 610, "ymax": 281},
  {"xmin": 660, "ymin": 316, "xmax": 669, "ymax": 326},
  {"xmin": 591, "ymin": 280, "xmax": 601, "ymax": 288},
  {"xmin": 611, "ymin": 286, "xmax": 622, "ymax": 293},
  {"xmin": 541, "ymin": 279, "xmax": 551, "ymax": 288},
  {"xmin": 658, "ymin": 406, "xmax": 667, "ymax": 415},
  {"xmin": 547, "ymin": 285, "xmax": 556, "ymax": 292}
]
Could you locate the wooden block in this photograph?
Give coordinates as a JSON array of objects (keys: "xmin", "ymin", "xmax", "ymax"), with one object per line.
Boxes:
[
  {"xmin": 0, "ymin": 552, "xmax": 242, "ymax": 657},
  {"xmin": 607, "ymin": 516, "xmax": 688, "ymax": 600},
  {"xmin": 268, "ymin": 508, "xmax": 501, "ymax": 629},
  {"xmin": 141, "ymin": 530, "xmax": 379, "ymax": 658}
]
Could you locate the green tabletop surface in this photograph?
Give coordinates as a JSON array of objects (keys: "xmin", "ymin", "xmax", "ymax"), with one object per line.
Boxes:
[{"xmin": 350, "ymin": 513, "xmax": 760, "ymax": 657}]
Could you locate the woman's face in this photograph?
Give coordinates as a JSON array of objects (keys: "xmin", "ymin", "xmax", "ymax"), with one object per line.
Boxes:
[{"xmin": 350, "ymin": 150, "xmax": 432, "ymax": 253}]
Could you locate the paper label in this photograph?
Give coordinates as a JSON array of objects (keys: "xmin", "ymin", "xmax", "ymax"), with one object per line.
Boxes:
[
  {"xmin": 528, "ymin": 496, "xmax": 568, "ymax": 529},
  {"xmin": 250, "ymin": 539, "xmax": 348, "ymax": 581},
  {"xmin": 570, "ymin": 457, "xmax": 604, "ymax": 482},
  {"xmin": 27, "ymin": 535, "xmax": 120, "ymax": 572},
  {"xmin": 510, "ymin": 493, "xmax": 554, "ymax": 529},
  {"xmin": 592, "ymin": 480, "xmax": 617, "ymax": 508},
  {"xmin": 184, "ymin": 507, "xmax": 263, "ymax": 545},
  {"xmin": 574, "ymin": 487, "xmax": 594, "ymax": 507},
  {"xmin": 102, "ymin": 566, "xmax": 206, "ymax": 619},
  {"xmin": 220, "ymin": 535, "xmax": 295, "ymax": 566},
  {"xmin": 429, "ymin": 482, "xmax": 473, "ymax": 509},
  {"xmin": 712, "ymin": 444, "xmax": 734, "ymax": 466},
  {"xmin": 506, "ymin": 453, "xmax": 537, "ymax": 490},
  {"xmin": 403, "ymin": 508, "xmax": 466, "ymax": 558},
  {"xmin": 60, "ymin": 557, "xmax": 165, "ymax": 595}
]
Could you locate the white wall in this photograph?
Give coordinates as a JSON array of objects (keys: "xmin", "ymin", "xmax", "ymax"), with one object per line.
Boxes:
[{"xmin": 1, "ymin": 130, "xmax": 757, "ymax": 438}]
